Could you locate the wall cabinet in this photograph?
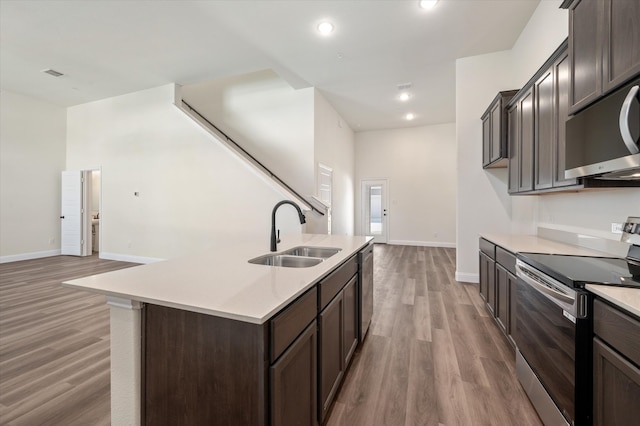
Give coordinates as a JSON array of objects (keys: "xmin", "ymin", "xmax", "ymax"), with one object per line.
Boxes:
[
  {"xmin": 481, "ymin": 90, "xmax": 518, "ymax": 168},
  {"xmin": 508, "ymin": 86, "xmax": 535, "ymax": 194},
  {"xmin": 593, "ymin": 298, "xmax": 640, "ymax": 425},
  {"xmin": 566, "ymin": 0, "xmax": 640, "ymax": 113},
  {"xmin": 508, "ymin": 41, "xmax": 579, "ymax": 194}
]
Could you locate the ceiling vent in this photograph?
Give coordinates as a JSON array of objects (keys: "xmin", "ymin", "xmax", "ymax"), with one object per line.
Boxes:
[
  {"xmin": 397, "ymin": 82, "xmax": 412, "ymax": 91},
  {"xmin": 42, "ymin": 69, "xmax": 64, "ymax": 77}
]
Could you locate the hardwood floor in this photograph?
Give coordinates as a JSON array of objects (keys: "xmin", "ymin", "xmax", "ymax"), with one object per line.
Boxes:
[
  {"xmin": 0, "ymin": 246, "xmax": 541, "ymax": 425},
  {"xmin": 0, "ymin": 255, "xmax": 137, "ymax": 425},
  {"xmin": 326, "ymin": 245, "xmax": 542, "ymax": 426}
]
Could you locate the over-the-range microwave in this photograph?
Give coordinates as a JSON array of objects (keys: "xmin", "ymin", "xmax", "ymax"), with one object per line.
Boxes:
[{"xmin": 565, "ymin": 77, "xmax": 640, "ymax": 180}]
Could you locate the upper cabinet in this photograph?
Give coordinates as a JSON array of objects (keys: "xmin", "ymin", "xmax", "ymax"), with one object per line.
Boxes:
[
  {"xmin": 566, "ymin": 0, "xmax": 640, "ymax": 114},
  {"xmin": 481, "ymin": 90, "xmax": 518, "ymax": 168}
]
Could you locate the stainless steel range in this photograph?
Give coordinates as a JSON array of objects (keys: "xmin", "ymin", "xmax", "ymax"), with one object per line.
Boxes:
[{"xmin": 514, "ymin": 217, "xmax": 640, "ymax": 426}]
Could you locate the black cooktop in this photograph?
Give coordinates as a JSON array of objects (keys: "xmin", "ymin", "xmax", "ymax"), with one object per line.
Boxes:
[{"xmin": 517, "ymin": 252, "xmax": 640, "ymax": 289}]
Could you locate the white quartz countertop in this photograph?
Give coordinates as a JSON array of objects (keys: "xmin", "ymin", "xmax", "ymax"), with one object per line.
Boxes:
[
  {"xmin": 480, "ymin": 233, "xmax": 613, "ymax": 256},
  {"xmin": 63, "ymin": 234, "xmax": 372, "ymax": 324},
  {"xmin": 586, "ymin": 284, "xmax": 640, "ymax": 318},
  {"xmin": 482, "ymin": 233, "xmax": 640, "ymax": 318}
]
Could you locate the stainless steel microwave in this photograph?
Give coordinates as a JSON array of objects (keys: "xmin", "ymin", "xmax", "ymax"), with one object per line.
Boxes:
[{"xmin": 565, "ymin": 78, "xmax": 640, "ymax": 180}]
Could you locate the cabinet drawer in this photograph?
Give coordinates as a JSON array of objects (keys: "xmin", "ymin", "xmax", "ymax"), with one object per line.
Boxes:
[
  {"xmin": 496, "ymin": 247, "xmax": 516, "ymax": 276},
  {"xmin": 594, "ymin": 299, "xmax": 640, "ymax": 367},
  {"xmin": 270, "ymin": 287, "xmax": 318, "ymax": 363},
  {"xmin": 479, "ymin": 238, "xmax": 496, "ymax": 258},
  {"xmin": 319, "ymin": 255, "xmax": 358, "ymax": 310}
]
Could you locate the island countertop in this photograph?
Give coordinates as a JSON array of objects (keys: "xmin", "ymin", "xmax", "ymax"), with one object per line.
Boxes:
[{"xmin": 63, "ymin": 234, "xmax": 372, "ymax": 324}]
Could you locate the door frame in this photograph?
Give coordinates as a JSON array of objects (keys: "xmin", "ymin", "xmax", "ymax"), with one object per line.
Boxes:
[
  {"xmin": 360, "ymin": 179, "xmax": 389, "ymax": 244},
  {"xmin": 61, "ymin": 167, "xmax": 102, "ymax": 256}
]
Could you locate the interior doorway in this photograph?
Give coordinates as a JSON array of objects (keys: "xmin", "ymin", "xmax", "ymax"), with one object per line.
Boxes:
[
  {"xmin": 60, "ymin": 168, "xmax": 101, "ymax": 256},
  {"xmin": 361, "ymin": 179, "xmax": 388, "ymax": 244}
]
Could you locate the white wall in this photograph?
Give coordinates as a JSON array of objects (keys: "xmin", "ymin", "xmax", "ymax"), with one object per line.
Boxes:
[
  {"xmin": 314, "ymin": 90, "xmax": 355, "ymax": 236},
  {"xmin": 66, "ymin": 84, "xmax": 306, "ymax": 261},
  {"xmin": 0, "ymin": 90, "xmax": 67, "ymax": 261},
  {"xmin": 355, "ymin": 123, "xmax": 457, "ymax": 247},
  {"xmin": 180, "ymin": 70, "xmax": 315, "ymax": 196}
]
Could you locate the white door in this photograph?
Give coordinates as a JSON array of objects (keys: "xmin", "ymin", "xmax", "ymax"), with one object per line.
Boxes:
[
  {"xmin": 361, "ymin": 179, "xmax": 388, "ymax": 243},
  {"xmin": 317, "ymin": 164, "xmax": 333, "ymax": 234},
  {"xmin": 61, "ymin": 171, "xmax": 88, "ymax": 256}
]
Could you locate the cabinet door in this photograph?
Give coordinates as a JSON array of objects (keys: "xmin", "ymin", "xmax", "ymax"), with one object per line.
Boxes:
[
  {"xmin": 482, "ymin": 113, "xmax": 492, "ymax": 167},
  {"xmin": 535, "ymin": 68, "xmax": 555, "ymax": 190},
  {"xmin": 508, "ymin": 271, "xmax": 517, "ymax": 346},
  {"xmin": 271, "ymin": 322, "xmax": 318, "ymax": 426},
  {"xmin": 593, "ymin": 337, "xmax": 640, "ymax": 426},
  {"xmin": 602, "ymin": 0, "xmax": 640, "ymax": 93},
  {"xmin": 507, "ymin": 104, "xmax": 520, "ymax": 194},
  {"xmin": 343, "ymin": 276, "xmax": 358, "ymax": 369},
  {"xmin": 495, "ymin": 264, "xmax": 509, "ymax": 334},
  {"xmin": 518, "ymin": 87, "xmax": 535, "ymax": 192},
  {"xmin": 553, "ymin": 51, "xmax": 578, "ymax": 188},
  {"xmin": 569, "ymin": 0, "xmax": 601, "ymax": 113},
  {"xmin": 479, "ymin": 252, "xmax": 496, "ymax": 315},
  {"xmin": 319, "ymin": 292, "xmax": 344, "ymax": 423},
  {"xmin": 490, "ymin": 101, "xmax": 502, "ymax": 163}
]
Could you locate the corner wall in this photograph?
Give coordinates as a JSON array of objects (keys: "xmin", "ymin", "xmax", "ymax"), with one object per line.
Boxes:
[
  {"xmin": 0, "ymin": 90, "xmax": 67, "ymax": 261},
  {"xmin": 355, "ymin": 123, "xmax": 457, "ymax": 247},
  {"xmin": 314, "ymin": 90, "xmax": 356, "ymax": 236}
]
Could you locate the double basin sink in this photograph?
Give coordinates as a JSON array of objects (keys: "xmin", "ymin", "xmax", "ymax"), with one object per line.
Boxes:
[{"xmin": 249, "ymin": 246, "xmax": 341, "ymax": 268}]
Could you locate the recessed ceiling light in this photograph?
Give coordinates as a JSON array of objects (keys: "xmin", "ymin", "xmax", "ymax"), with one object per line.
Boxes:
[
  {"xmin": 399, "ymin": 92, "xmax": 410, "ymax": 101},
  {"xmin": 419, "ymin": 0, "xmax": 439, "ymax": 10},
  {"xmin": 318, "ymin": 22, "xmax": 334, "ymax": 35},
  {"xmin": 405, "ymin": 113, "xmax": 415, "ymax": 121}
]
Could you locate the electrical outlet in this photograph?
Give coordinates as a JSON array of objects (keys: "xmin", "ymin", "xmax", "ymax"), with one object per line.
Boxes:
[
  {"xmin": 127, "ymin": 241, "xmax": 132, "ymax": 248},
  {"xmin": 611, "ymin": 223, "xmax": 623, "ymax": 234},
  {"xmin": 49, "ymin": 238, "xmax": 55, "ymax": 245}
]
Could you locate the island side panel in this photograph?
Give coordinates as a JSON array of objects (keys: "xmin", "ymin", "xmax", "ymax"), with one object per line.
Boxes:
[{"xmin": 143, "ymin": 304, "xmax": 268, "ymax": 425}]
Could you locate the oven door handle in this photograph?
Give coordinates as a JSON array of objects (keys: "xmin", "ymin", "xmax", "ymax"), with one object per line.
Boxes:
[{"xmin": 516, "ymin": 262, "xmax": 575, "ymax": 306}]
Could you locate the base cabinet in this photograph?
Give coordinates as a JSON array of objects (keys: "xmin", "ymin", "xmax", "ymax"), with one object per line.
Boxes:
[
  {"xmin": 593, "ymin": 338, "xmax": 640, "ymax": 425},
  {"xmin": 271, "ymin": 322, "xmax": 318, "ymax": 426}
]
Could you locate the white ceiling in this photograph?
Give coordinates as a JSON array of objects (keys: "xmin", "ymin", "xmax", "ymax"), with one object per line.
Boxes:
[{"xmin": 0, "ymin": 0, "xmax": 541, "ymax": 131}]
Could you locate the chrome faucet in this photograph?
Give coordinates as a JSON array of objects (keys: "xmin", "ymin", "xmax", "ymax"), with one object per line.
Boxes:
[{"xmin": 271, "ymin": 200, "xmax": 306, "ymax": 252}]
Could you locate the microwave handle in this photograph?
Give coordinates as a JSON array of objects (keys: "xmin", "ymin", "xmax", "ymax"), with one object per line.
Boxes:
[{"xmin": 619, "ymin": 84, "xmax": 640, "ymax": 154}]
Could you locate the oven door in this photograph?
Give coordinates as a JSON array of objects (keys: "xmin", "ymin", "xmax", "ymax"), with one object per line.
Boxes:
[{"xmin": 514, "ymin": 260, "xmax": 588, "ymax": 425}]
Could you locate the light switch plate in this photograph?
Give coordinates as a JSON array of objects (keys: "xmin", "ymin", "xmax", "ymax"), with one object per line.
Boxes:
[{"xmin": 611, "ymin": 222, "xmax": 623, "ymax": 234}]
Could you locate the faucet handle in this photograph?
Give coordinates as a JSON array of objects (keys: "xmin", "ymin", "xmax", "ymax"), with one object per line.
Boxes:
[{"xmin": 277, "ymin": 229, "xmax": 281, "ymax": 244}]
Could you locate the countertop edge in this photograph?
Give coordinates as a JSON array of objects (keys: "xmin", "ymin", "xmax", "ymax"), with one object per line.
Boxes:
[{"xmin": 585, "ymin": 284, "xmax": 640, "ymax": 318}]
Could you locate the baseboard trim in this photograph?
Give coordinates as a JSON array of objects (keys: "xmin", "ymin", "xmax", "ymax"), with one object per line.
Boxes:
[
  {"xmin": 456, "ymin": 272, "xmax": 479, "ymax": 284},
  {"xmin": 0, "ymin": 249, "xmax": 62, "ymax": 264},
  {"xmin": 387, "ymin": 240, "xmax": 456, "ymax": 248},
  {"xmin": 100, "ymin": 252, "xmax": 165, "ymax": 264}
]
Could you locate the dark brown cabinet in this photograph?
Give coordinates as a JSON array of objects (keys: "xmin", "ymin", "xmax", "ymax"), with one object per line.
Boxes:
[
  {"xmin": 508, "ymin": 41, "xmax": 579, "ymax": 194},
  {"xmin": 481, "ymin": 90, "xmax": 518, "ymax": 168},
  {"xmin": 593, "ymin": 299, "xmax": 640, "ymax": 425},
  {"xmin": 566, "ymin": 0, "xmax": 640, "ymax": 113},
  {"xmin": 142, "ymin": 250, "xmax": 369, "ymax": 426},
  {"xmin": 508, "ymin": 86, "xmax": 535, "ymax": 193},
  {"xmin": 319, "ymin": 292, "xmax": 344, "ymax": 423},
  {"xmin": 271, "ymin": 322, "xmax": 318, "ymax": 426},
  {"xmin": 478, "ymin": 238, "xmax": 517, "ymax": 349},
  {"xmin": 318, "ymin": 261, "xmax": 359, "ymax": 423}
]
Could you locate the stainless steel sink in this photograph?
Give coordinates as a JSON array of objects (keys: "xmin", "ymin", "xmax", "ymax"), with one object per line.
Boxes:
[
  {"xmin": 248, "ymin": 254, "xmax": 324, "ymax": 268},
  {"xmin": 280, "ymin": 246, "xmax": 341, "ymax": 259}
]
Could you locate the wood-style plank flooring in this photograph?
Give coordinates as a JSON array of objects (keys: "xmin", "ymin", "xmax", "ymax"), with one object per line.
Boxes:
[
  {"xmin": 0, "ymin": 246, "xmax": 541, "ymax": 425},
  {"xmin": 0, "ymin": 255, "xmax": 137, "ymax": 425},
  {"xmin": 326, "ymin": 245, "xmax": 542, "ymax": 426}
]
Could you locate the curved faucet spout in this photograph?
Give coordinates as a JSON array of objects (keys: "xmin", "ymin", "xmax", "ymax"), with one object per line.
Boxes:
[{"xmin": 271, "ymin": 201, "xmax": 306, "ymax": 252}]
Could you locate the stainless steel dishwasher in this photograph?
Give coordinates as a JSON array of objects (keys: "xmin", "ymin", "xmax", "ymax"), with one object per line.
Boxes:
[{"xmin": 358, "ymin": 243, "xmax": 374, "ymax": 342}]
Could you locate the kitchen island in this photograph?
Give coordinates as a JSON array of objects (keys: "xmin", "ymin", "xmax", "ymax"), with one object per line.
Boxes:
[{"xmin": 63, "ymin": 233, "xmax": 373, "ymax": 426}]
